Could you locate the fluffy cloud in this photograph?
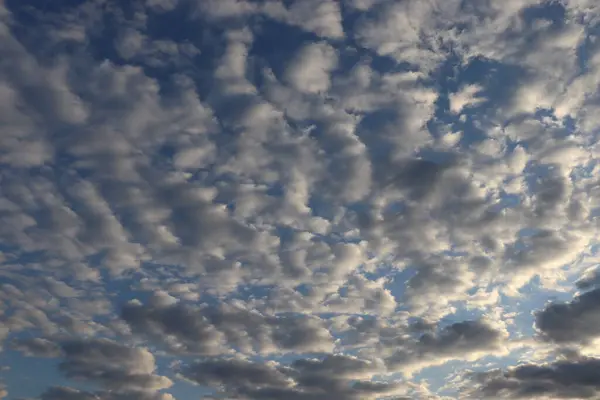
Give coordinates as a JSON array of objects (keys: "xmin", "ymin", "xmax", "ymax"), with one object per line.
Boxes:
[
  {"xmin": 449, "ymin": 84, "xmax": 486, "ymax": 114},
  {"xmin": 536, "ymin": 288, "xmax": 600, "ymax": 345},
  {"xmin": 284, "ymin": 42, "xmax": 338, "ymax": 94},
  {"xmin": 58, "ymin": 338, "xmax": 172, "ymax": 393},
  {"xmin": 178, "ymin": 355, "xmax": 405, "ymax": 400},
  {"xmin": 466, "ymin": 355, "xmax": 600, "ymax": 399},
  {"xmin": 10, "ymin": 338, "xmax": 175, "ymax": 399},
  {"xmin": 381, "ymin": 319, "xmax": 512, "ymax": 374},
  {"xmin": 121, "ymin": 295, "xmax": 334, "ymax": 355},
  {"xmin": 264, "ymin": 0, "xmax": 344, "ymax": 39}
]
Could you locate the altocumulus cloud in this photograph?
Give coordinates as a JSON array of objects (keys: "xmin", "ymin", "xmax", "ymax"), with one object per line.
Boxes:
[
  {"xmin": 464, "ymin": 354, "xmax": 600, "ymax": 399},
  {"xmin": 1, "ymin": 0, "xmax": 600, "ymax": 399}
]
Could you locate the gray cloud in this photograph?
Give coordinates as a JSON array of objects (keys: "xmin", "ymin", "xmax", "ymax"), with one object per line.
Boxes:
[
  {"xmin": 179, "ymin": 355, "xmax": 403, "ymax": 400},
  {"xmin": 536, "ymin": 288, "xmax": 600, "ymax": 344},
  {"xmin": 466, "ymin": 356, "xmax": 600, "ymax": 399},
  {"xmin": 179, "ymin": 358, "xmax": 291, "ymax": 389},
  {"xmin": 40, "ymin": 386, "xmax": 175, "ymax": 400},
  {"xmin": 57, "ymin": 338, "xmax": 172, "ymax": 395},
  {"xmin": 384, "ymin": 319, "xmax": 509, "ymax": 372},
  {"xmin": 121, "ymin": 296, "xmax": 334, "ymax": 355}
]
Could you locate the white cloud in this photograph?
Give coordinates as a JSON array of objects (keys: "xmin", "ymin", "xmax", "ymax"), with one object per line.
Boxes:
[
  {"xmin": 285, "ymin": 42, "xmax": 338, "ymax": 94},
  {"xmin": 264, "ymin": 0, "xmax": 344, "ymax": 39},
  {"xmin": 146, "ymin": 0, "xmax": 178, "ymax": 12},
  {"xmin": 194, "ymin": 0, "xmax": 258, "ymax": 20},
  {"xmin": 449, "ymin": 84, "xmax": 486, "ymax": 114}
]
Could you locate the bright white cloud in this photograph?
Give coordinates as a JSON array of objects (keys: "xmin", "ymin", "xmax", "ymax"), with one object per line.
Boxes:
[{"xmin": 284, "ymin": 42, "xmax": 338, "ymax": 94}]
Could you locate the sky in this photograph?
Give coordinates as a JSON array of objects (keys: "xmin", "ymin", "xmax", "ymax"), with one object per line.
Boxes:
[{"xmin": 3, "ymin": 0, "xmax": 600, "ymax": 399}]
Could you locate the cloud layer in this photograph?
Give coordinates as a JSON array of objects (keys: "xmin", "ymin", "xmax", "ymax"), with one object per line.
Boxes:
[{"xmin": 1, "ymin": 0, "xmax": 600, "ymax": 398}]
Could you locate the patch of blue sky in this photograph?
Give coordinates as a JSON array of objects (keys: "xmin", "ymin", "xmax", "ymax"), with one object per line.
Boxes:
[{"xmin": 0, "ymin": 348, "xmax": 85, "ymax": 399}]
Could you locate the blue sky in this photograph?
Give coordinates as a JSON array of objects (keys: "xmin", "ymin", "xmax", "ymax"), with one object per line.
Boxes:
[{"xmin": 2, "ymin": 0, "xmax": 600, "ymax": 399}]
